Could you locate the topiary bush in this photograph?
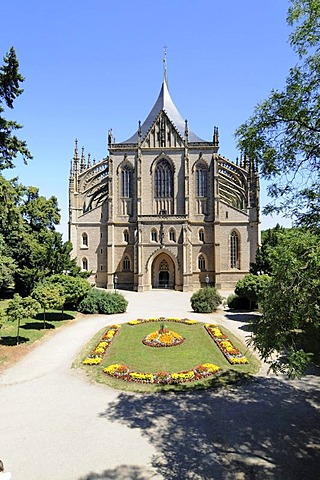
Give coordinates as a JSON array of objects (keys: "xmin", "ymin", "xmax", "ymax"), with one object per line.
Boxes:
[
  {"xmin": 78, "ymin": 289, "xmax": 128, "ymax": 314},
  {"xmin": 190, "ymin": 287, "xmax": 222, "ymax": 313}
]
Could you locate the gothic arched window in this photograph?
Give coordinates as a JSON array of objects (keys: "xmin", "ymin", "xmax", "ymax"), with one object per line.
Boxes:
[
  {"xmin": 82, "ymin": 232, "xmax": 88, "ymax": 247},
  {"xmin": 169, "ymin": 228, "xmax": 176, "ymax": 242},
  {"xmin": 230, "ymin": 231, "xmax": 240, "ymax": 269},
  {"xmin": 82, "ymin": 257, "xmax": 88, "ymax": 271},
  {"xmin": 196, "ymin": 165, "xmax": 207, "ymax": 197},
  {"xmin": 123, "ymin": 230, "xmax": 129, "ymax": 243},
  {"xmin": 121, "ymin": 166, "xmax": 132, "ymax": 198},
  {"xmin": 199, "ymin": 229, "xmax": 205, "ymax": 243},
  {"xmin": 198, "ymin": 254, "xmax": 206, "ymax": 271},
  {"xmin": 155, "ymin": 159, "xmax": 173, "ymax": 198},
  {"xmin": 151, "ymin": 229, "xmax": 157, "ymax": 242},
  {"xmin": 123, "ymin": 255, "xmax": 131, "ymax": 271}
]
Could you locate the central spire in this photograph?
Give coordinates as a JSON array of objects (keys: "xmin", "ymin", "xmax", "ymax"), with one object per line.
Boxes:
[{"xmin": 163, "ymin": 45, "xmax": 168, "ymax": 84}]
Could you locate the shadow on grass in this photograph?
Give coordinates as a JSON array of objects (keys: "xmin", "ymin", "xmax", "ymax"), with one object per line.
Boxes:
[
  {"xmin": 0, "ymin": 335, "xmax": 29, "ymax": 346},
  {"xmin": 35, "ymin": 312, "xmax": 74, "ymax": 322},
  {"xmin": 21, "ymin": 322, "xmax": 55, "ymax": 330},
  {"xmin": 92, "ymin": 374, "xmax": 320, "ymax": 480}
]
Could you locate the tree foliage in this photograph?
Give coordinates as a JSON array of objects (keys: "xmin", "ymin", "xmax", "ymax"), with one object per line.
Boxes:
[
  {"xmin": 6, "ymin": 294, "xmax": 40, "ymax": 344},
  {"xmin": 0, "ymin": 47, "xmax": 87, "ymax": 298},
  {"xmin": 250, "ymin": 224, "xmax": 286, "ymax": 275},
  {"xmin": 235, "ymin": 0, "xmax": 320, "ymax": 228},
  {"xmin": 235, "ymin": 274, "xmax": 271, "ymax": 309},
  {"xmin": 48, "ymin": 274, "xmax": 91, "ymax": 308},
  {"xmin": 0, "ymin": 47, "xmax": 32, "ymax": 170},
  {"xmin": 252, "ymin": 228, "xmax": 320, "ymax": 378},
  {"xmin": 0, "ymin": 234, "xmax": 16, "ymax": 293},
  {"xmin": 31, "ymin": 284, "xmax": 65, "ymax": 328}
]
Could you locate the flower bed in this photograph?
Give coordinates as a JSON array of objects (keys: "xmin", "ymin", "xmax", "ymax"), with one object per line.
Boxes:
[
  {"xmin": 104, "ymin": 362, "xmax": 220, "ymax": 384},
  {"xmin": 142, "ymin": 323, "xmax": 185, "ymax": 347},
  {"xmin": 83, "ymin": 324, "xmax": 121, "ymax": 365},
  {"xmin": 128, "ymin": 317, "xmax": 198, "ymax": 325},
  {"xmin": 205, "ymin": 324, "xmax": 249, "ymax": 365}
]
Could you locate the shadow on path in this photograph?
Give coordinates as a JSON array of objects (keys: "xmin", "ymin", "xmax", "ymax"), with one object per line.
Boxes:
[{"xmin": 90, "ymin": 376, "xmax": 320, "ymax": 480}]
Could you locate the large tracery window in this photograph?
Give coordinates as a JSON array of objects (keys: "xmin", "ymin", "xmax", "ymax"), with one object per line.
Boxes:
[
  {"xmin": 230, "ymin": 231, "xmax": 240, "ymax": 269},
  {"xmin": 121, "ymin": 166, "xmax": 132, "ymax": 198},
  {"xmin": 196, "ymin": 165, "xmax": 207, "ymax": 197},
  {"xmin": 155, "ymin": 159, "xmax": 173, "ymax": 198}
]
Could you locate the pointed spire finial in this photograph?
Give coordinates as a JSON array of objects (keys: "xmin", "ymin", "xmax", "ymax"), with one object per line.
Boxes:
[
  {"xmin": 163, "ymin": 45, "xmax": 168, "ymax": 84},
  {"xmin": 74, "ymin": 139, "xmax": 79, "ymax": 162},
  {"xmin": 80, "ymin": 146, "xmax": 86, "ymax": 172}
]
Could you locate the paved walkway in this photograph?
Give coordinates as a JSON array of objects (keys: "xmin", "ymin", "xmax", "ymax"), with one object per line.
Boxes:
[{"xmin": 0, "ymin": 290, "xmax": 319, "ymax": 479}]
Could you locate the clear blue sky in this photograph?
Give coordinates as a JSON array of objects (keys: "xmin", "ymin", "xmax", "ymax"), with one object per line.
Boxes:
[{"xmin": 2, "ymin": 0, "xmax": 296, "ymax": 238}]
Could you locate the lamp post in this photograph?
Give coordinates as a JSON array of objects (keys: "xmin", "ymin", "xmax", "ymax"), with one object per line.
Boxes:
[
  {"xmin": 114, "ymin": 273, "xmax": 118, "ymax": 292},
  {"xmin": 205, "ymin": 275, "xmax": 209, "ymax": 288}
]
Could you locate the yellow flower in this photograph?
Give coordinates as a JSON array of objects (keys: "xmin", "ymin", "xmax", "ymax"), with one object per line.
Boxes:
[
  {"xmin": 128, "ymin": 320, "xmax": 140, "ymax": 325},
  {"xmin": 84, "ymin": 357, "xmax": 102, "ymax": 365},
  {"xmin": 185, "ymin": 320, "xmax": 197, "ymax": 325},
  {"xmin": 201, "ymin": 363, "xmax": 220, "ymax": 373},
  {"xmin": 104, "ymin": 364, "xmax": 123, "ymax": 374}
]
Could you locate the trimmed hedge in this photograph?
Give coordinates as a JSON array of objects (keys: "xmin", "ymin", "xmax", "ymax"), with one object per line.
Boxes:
[
  {"xmin": 190, "ymin": 287, "xmax": 222, "ymax": 313},
  {"xmin": 78, "ymin": 289, "xmax": 128, "ymax": 314}
]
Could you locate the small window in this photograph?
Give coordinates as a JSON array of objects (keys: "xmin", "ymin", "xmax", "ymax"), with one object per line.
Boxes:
[
  {"xmin": 198, "ymin": 254, "xmax": 206, "ymax": 271},
  {"xmin": 199, "ymin": 229, "xmax": 204, "ymax": 242},
  {"xmin": 151, "ymin": 229, "xmax": 157, "ymax": 242},
  {"xmin": 123, "ymin": 255, "xmax": 130, "ymax": 271},
  {"xmin": 82, "ymin": 258, "xmax": 88, "ymax": 270},
  {"xmin": 169, "ymin": 228, "xmax": 176, "ymax": 242},
  {"xmin": 100, "ymin": 265, "xmax": 103, "ymax": 271},
  {"xmin": 123, "ymin": 230, "xmax": 129, "ymax": 243},
  {"xmin": 82, "ymin": 232, "xmax": 88, "ymax": 247},
  {"xmin": 100, "ymin": 248, "xmax": 103, "ymax": 254}
]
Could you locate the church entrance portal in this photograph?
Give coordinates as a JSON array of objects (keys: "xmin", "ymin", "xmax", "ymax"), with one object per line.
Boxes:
[{"xmin": 151, "ymin": 254, "xmax": 175, "ymax": 289}]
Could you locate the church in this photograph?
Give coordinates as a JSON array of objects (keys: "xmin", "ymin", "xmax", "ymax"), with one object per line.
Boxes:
[{"xmin": 69, "ymin": 73, "xmax": 260, "ymax": 292}]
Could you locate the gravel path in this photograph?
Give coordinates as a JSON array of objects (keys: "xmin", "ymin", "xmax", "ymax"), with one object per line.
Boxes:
[{"xmin": 0, "ymin": 290, "xmax": 319, "ymax": 480}]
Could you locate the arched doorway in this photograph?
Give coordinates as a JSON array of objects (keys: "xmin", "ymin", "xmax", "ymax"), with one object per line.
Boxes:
[{"xmin": 151, "ymin": 253, "xmax": 175, "ymax": 289}]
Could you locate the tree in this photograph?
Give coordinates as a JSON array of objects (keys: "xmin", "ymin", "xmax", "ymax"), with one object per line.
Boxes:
[
  {"xmin": 0, "ymin": 47, "xmax": 32, "ymax": 170},
  {"xmin": 235, "ymin": 273, "xmax": 271, "ymax": 309},
  {"xmin": 235, "ymin": 0, "xmax": 320, "ymax": 228},
  {"xmin": 252, "ymin": 229, "xmax": 320, "ymax": 378},
  {"xmin": 6, "ymin": 294, "xmax": 40, "ymax": 344},
  {"xmin": 250, "ymin": 224, "xmax": 285, "ymax": 275},
  {"xmin": 0, "ymin": 234, "xmax": 16, "ymax": 293},
  {"xmin": 31, "ymin": 284, "xmax": 65, "ymax": 328},
  {"xmin": 47, "ymin": 274, "xmax": 91, "ymax": 309}
]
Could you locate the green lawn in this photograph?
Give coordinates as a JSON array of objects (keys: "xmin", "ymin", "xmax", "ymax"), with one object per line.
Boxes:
[
  {"xmin": 77, "ymin": 321, "xmax": 260, "ymax": 392},
  {"xmin": 0, "ymin": 299, "xmax": 76, "ymax": 367}
]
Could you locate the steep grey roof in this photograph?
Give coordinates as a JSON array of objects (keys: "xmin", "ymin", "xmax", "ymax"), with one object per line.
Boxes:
[{"xmin": 122, "ymin": 79, "xmax": 206, "ymax": 144}]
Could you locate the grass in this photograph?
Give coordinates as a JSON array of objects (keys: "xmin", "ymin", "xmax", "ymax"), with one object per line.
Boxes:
[
  {"xmin": 0, "ymin": 299, "xmax": 77, "ymax": 367},
  {"xmin": 76, "ymin": 321, "xmax": 260, "ymax": 393}
]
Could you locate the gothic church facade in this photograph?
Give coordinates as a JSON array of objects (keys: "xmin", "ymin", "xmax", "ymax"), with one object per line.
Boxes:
[{"xmin": 69, "ymin": 78, "xmax": 260, "ymax": 291}]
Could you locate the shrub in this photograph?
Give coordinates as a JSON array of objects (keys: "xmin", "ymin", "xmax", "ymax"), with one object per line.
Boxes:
[
  {"xmin": 226, "ymin": 293, "xmax": 251, "ymax": 310},
  {"xmin": 190, "ymin": 287, "xmax": 222, "ymax": 313},
  {"xmin": 78, "ymin": 289, "xmax": 128, "ymax": 314},
  {"xmin": 235, "ymin": 273, "xmax": 271, "ymax": 309}
]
